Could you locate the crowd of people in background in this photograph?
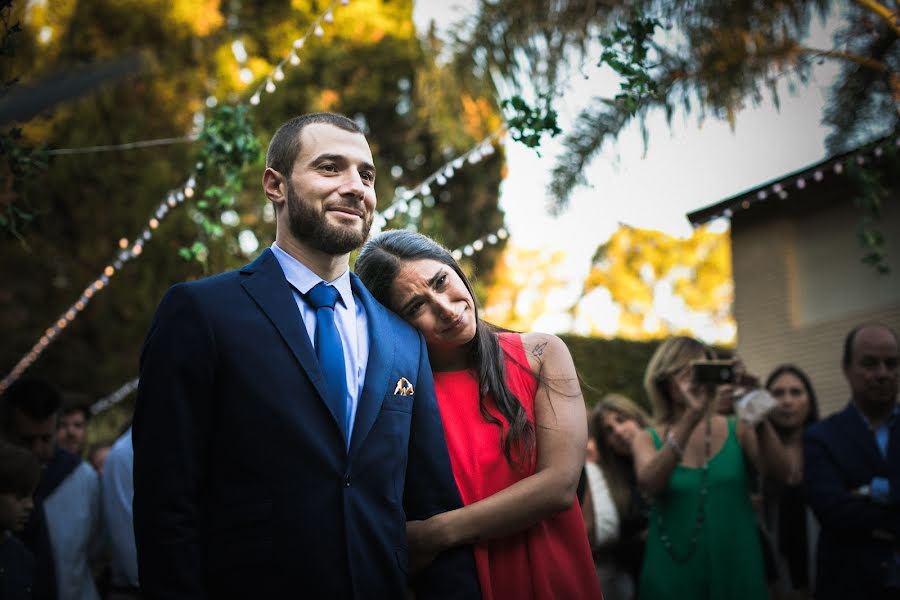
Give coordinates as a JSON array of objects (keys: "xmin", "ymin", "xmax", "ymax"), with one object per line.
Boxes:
[{"xmin": 580, "ymin": 323, "xmax": 899, "ymax": 600}]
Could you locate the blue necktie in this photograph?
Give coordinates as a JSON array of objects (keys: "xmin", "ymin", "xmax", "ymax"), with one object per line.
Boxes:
[{"xmin": 304, "ymin": 282, "xmax": 349, "ymax": 443}]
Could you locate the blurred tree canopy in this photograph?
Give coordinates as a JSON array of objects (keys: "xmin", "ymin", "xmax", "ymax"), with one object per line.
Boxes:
[
  {"xmin": 579, "ymin": 223, "xmax": 733, "ymax": 341},
  {"xmin": 447, "ymin": 0, "xmax": 898, "ymax": 212},
  {"xmin": 0, "ymin": 0, "xmax": 507, "ymax": 439}
]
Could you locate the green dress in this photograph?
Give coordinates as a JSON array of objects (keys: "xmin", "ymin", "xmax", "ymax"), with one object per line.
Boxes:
[{"xmin": 639, "ymin": 417, "xmax": 768, "ymax": 600}]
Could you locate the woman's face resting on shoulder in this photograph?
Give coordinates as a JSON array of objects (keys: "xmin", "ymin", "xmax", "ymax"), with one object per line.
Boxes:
[{"xmin": 389, "ymin": 258, "xmax": 478, "ymax": 352}]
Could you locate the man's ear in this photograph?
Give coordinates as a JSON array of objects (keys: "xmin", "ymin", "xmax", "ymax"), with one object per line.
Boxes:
[{"xmin": 263, "ymin": 167, "xmax": 286, "ymax": 206}]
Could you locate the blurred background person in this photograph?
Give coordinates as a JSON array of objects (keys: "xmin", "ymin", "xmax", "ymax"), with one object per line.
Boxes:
[
  {"xmin": 101, "ymin": 424, "xmax": 139, "ymax": 599},
  {"xmin": 588, "ymin": 393, "xmax": 651, "ymax": 600},
  {"xmin": 632, "ymin": 336, "xmax": 790, "ymax": 600},
  {"xmin": 0, "ymin": 378, "xmax": 101, "ymax": 600},
  {"xmin": 57, "ymin": 396, "xmax": 90, "ymax": 457},
  {"xmin": 804, "ymin": 323, "xmax": 900, "ymax": 600},
  {"xmin": 761, "ymin": 364, "xmax": 820, "ymax": 600},
  {"xmin": 0, "ymin": 440, "xmax": 40, "ymax": 599}
]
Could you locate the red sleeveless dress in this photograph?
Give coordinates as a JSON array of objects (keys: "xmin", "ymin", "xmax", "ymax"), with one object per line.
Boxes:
[{"xmin": 433, "ymin": 333, "xmax": 602, "ymax": 600}]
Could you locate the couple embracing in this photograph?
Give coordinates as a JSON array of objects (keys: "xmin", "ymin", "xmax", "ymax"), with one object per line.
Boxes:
[{"xmin": 133, "ymin": 113, "xmax": 601, "ymax": 599}]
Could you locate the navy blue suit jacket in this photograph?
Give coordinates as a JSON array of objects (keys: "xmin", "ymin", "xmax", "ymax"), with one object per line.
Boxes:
[
  {"xmin": 133, "ymin": 249, "xmax": 480, "ymax": 599},
  {"xmin": 804, "ymin": 401, "xmax": 900, "ymax": 599}
]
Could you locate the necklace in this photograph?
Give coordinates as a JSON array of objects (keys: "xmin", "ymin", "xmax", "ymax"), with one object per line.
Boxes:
[{"xmin": 655, "ymin": 416, "xmax": 712, "ymax": 563}]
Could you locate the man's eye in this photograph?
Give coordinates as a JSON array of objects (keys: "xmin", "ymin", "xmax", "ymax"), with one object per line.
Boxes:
[
  {"xmin": 361, "ymin": 171, "xmax": 375, "ymax": 182},
  {"xmin": 320, "ymin": 163, "xmax": 337, "ymax": 172}
]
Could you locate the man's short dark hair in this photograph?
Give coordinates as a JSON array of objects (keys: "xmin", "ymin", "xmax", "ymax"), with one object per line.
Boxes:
[
  {"xmin": 0, "ymin": 378, "xmax": 63, "ymax": 433},
  {"xmin": 60, "ymin": 393, "xmax": 91, "ymax": 422},
  {"xmin": 265, "ymin": 112, "xmax": 364, "ymax": 179},
  {"xmin": 0, "ymin": 440, "xmax": 40, "ymax": 496},
  {"xmin": 842, "ymin": 323, "xmax": 900, "ymax": 369}
]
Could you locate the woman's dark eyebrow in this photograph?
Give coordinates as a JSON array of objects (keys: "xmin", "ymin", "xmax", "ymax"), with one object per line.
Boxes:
[{"xmin": 399, "ymin": 269, "xmax": 446, "ymax": 314}]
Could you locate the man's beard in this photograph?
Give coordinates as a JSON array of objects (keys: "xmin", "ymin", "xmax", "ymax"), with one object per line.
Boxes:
[{"xmin": 286, "ymin": 182, "xmax": 372, "ymax": 255}]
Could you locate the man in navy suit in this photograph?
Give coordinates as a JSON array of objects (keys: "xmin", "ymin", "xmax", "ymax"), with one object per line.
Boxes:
[
  {"xmin": 804, "ymin": 323, "xmax": 900, "ymax": 599},
  {"xmin": 133, "ymin": 113, "xmax": 480, "ymax": 599}
]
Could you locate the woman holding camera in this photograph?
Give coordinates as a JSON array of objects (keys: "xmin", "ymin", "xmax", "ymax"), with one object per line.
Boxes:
[{"xmin": 632, "ymin": 336, "xmax": 790, "ymax": 600}]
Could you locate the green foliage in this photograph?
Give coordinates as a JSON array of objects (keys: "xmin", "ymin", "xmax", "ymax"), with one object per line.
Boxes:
[
  {"xmin": 846, "ymin": 143, "xmax": 899, "ymax": 275},
  {"xmin": 598, "ymin": 16, "xmax": 661, "ymax": 114},
  {"xmin": 0, "ymin": 2, "xmax": 48, "ymax": 240},
  {"xmin": 560, "ymin": 334, "xmax": 661, "ymax": 412},
  {"xmin": 182, "ymin": 104, "xmax": 261, "ymax": 267},
  {"xmin": 501, "ymin": 95, "xmax": 561, "ymax": 152}
]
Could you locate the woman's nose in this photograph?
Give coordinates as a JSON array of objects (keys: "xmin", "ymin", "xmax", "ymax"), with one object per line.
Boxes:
[{"xmin": 434, "ymin": 297, "xmax": 455, "ymax": 320}]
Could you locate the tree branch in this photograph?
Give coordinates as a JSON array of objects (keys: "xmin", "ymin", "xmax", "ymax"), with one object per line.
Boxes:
[
  {"xmin": 796, "ymin": 46, "xmax": 889, "ymax": 72},
  {"xmin": 853, "ymin": 0, "xmax": 900, "ymax": 37}
]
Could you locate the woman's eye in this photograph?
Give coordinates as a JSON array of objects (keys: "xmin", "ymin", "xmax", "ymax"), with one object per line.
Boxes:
[{"xmin": 436, "ymin": 274, "xmax": 447, "ymax": 288}]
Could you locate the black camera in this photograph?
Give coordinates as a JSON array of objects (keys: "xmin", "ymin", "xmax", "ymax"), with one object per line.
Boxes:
[{"xmin": 690, "ymin": 360, "xmax": 736, "ymax": 385}]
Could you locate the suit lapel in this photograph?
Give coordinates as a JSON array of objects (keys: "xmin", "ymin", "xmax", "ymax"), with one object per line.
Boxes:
[
  {"xmin": 239, "ymin": 249, "xmax": 339, "ymax": 430},
  {"xmin": 348, "ymin": 273, "xmax": 394, "ymax": 458}
]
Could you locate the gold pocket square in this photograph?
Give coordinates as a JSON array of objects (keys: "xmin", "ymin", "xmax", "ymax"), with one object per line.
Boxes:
[{"xmin": 393, "ymin": 377, "xmax": 414, "ymax": 396}]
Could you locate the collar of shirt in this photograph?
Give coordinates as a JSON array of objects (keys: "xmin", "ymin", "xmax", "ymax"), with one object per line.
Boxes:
[
  {"xmin": 851, "ymin": 400, "xmax": 900, "ymax": 457},
  {"xmin": 271, "ymin": 242, "xmax": 354, "ymax": 307}
]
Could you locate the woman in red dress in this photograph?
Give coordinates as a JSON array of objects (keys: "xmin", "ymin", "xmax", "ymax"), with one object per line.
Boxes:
[{"xmin": 356, "ymin": 230, "xmax": 602, "ymax": 600}]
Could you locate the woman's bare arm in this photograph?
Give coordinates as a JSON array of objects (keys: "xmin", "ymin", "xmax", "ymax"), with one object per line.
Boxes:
[{"xmin": 408, "ymin": 333, "xmax": 587, "ymax": 566}]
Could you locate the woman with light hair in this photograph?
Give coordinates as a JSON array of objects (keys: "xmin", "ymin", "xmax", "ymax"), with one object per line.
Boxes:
[{"xmin": 632, "ymin": 336, "xmax": 789, "ymax": 600}]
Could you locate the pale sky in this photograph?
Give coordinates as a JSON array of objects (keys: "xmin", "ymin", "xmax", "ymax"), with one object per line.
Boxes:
[{"xmin": 412, "ymin": 2, "xmax": 843, "ymax": 341}]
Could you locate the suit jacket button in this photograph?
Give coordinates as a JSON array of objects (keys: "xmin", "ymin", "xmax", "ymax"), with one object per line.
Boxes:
[{"xmin": 344, "ymin": 478, "xmax": 351, "ymax": 487}]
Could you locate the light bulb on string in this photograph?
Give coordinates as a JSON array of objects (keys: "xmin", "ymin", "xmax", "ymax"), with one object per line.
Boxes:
[
  {"xmin": 250, "ymin": 92, "xmax": 261, "ymax": 105},
  {"xmin": 472, "ymin": 240, "xmax": 484, "ymax": 251},
  {"xmin": 273, "ymin": 66, "xmax": 285, "ymax": 81},
  {"xmin": 463, "ymin": 245, "xmax": 474, "ymax": 256},
  {"xmin": 315, "ymin": 24, "xmax": 325, "ymax": 37},
  {"xmin": 436, "ymin": 175, "xmax": 446, "ymax": 186},
  {"xmin": 265, "ymin": 79, "xmax": 276, "ymax": 93},
  {"xmin": 323, "ymin": 10, "xmax": 334, "ymax": 23},
  {"xmin": 452, "ymin": 250, "xmax": 463, "ymax": 260},
  {"xmin": 289, "ymin": 52, "xmax": 301, "ymax": 66},
  {"xmin": 341, "ymin": 0, "xmax": 349, "ymax": 5},
  {"xmin": 452, "ymin": 158, "xmax": 464, "ymax": 169},
  {"xmin": 420, "ymin": 184, "xmax": 431, "ymax": 196},
  {"xmin": 497, "ymin": 228, "xmax": 508, "ymax": 239}
]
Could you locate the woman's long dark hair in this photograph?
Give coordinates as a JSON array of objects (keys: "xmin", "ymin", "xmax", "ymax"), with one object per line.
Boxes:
[{"xmin": 355, "ymin": 230, "xmax": 535, "ymax": 467}]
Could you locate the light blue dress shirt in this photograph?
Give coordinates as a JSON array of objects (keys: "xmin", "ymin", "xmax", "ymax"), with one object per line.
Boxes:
[
  {"xmin": 100, "ymin": 427, "xmax": 138, "ymax": 588},
  {"xmin": 271, "ymin": 242, "xmax": 369, "ymax": 443}
]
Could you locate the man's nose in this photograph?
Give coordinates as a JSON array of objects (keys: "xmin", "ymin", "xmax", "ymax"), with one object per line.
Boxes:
[{"xmin": 339, "ymin": 170, "xmax": 367, "ymax": 200}]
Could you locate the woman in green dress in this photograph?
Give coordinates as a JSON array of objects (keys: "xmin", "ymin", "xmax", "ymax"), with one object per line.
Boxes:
[{"xmin": 632, "ymin": 336, "xmax": 790, "ymax": 599}]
